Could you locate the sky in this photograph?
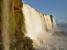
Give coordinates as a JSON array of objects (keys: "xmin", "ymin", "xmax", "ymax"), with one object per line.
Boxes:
[{"xmin": 23, "ymin": 0, "xmax": 67, "ymax": 24}]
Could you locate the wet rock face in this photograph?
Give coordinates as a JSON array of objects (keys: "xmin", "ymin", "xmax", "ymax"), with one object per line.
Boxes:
[
  {"xmin": 0, "ymin": 1, "xmax": 3, "ymax": 50},
  {"xmin": 0, "ymin": 0, "xmax": 34, "ymax": 50},
  {"xmin": 0, "ymin": 16, "xmax": 3, "ymax": 50}
]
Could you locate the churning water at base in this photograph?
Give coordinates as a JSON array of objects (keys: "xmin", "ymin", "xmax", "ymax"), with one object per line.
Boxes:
[
  {"xmin": 22, "ymin": 4, "xmax": 67, "ymax": 50},
  {"xmin": 35, "ymin": 24, "xmax": 67, "ymax": 50}
]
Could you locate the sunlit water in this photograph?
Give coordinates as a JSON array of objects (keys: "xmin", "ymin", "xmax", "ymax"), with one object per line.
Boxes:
[{"xmin": 22, "ymin": 4, "xmax": 67, "ymax": 50}]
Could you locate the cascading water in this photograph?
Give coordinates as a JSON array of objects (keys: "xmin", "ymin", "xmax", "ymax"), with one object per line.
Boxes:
[
  {"xmin": 44, "ymin": 15, "xmax": 53, "ymax": 31},
  {"xmin": 22, "ymin": 3, "xmax": 67, "ymax": 50},
  {"xmin": 22, "ymin": 4, "xmax": 46, "ymax": 48}
]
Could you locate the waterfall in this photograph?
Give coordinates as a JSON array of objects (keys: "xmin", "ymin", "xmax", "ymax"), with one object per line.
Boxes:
[
  {"xmin": 22, "ymin": 3, "xmax": 67, "ymax": 50},
  {"xmin": 22, "ymin": 3, "xmax": 56, "ymax": 48},
  {"xmin": 22, "ymin": 3, "xmax": 56, "ymax": 36},
  {"xmin": 23, "ymin": 4, "xmax": 45, "ymax": 37},
  {"xmin": 44, "ymin": 15, "xmax": 53, "ymax": 31}
]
